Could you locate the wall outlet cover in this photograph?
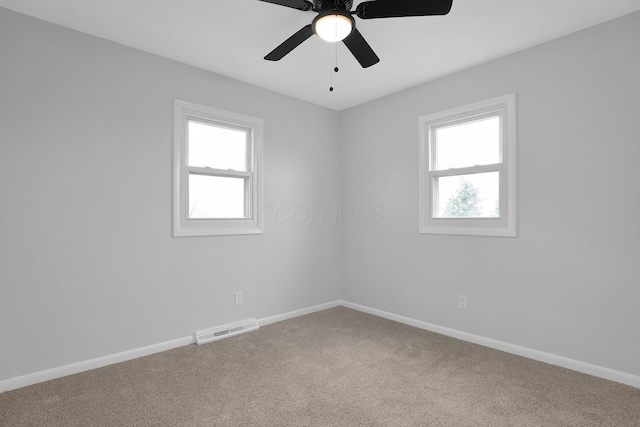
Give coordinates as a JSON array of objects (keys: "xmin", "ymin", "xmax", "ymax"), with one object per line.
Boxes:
[{"xmin": 458, "ymin": 295, "xmax": 467, "ymax": 310}]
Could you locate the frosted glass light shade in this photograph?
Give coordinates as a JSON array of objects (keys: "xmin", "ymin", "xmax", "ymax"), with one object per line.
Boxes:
[{"xmin": 314, "ymin": 14, "xmax": 353, "ymax": 42}]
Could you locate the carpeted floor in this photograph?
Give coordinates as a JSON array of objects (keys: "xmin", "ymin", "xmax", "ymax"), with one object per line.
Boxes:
[{"xmin": 1, "ymin": 307, "xmax": 639, "ymax": 426}]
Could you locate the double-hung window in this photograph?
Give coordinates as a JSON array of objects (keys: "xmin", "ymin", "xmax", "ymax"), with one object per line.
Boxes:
[
  {"xmin": 173, "ymin": 100, "xmax": 263, "ymax": 237},
  {"xmin": 419, "ymin": 94, "xmax": 517, "ymax": 237}
]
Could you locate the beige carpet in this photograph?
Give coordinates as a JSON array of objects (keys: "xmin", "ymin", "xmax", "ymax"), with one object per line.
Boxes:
[{"xmin": 1, "ymin": 307, "xmax": 638, "ymax": 426}]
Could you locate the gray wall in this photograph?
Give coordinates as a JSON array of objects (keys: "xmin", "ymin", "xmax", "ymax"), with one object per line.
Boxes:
[
  {"xmin": 341, "ymin": 11, "xmax": 640, "ymax": 376},
  {"xmin": 2, "ymin": 6, "xmax": 639, "ymax": 383},
  {"xmin": 0, "ymin": 8, "xmax": 342, "ymax": 380}
]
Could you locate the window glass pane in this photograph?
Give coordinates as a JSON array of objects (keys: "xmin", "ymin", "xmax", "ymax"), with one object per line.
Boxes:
[
  {"xmin": 188, "ymin": 120, "xmax": 248, "ymax": 171},
  {"xmin": 188, "ymin": 174, "xmax": 246, "ymax": 219},
  {"xmin": 434, "ymin": 116, "xmax": 500, "ymax": 170},
  {"xmin": 434, "ymin": 172, "xmax": 499, "ymax": 218}
]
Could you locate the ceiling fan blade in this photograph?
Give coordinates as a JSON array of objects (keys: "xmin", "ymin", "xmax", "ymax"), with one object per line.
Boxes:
[
  {"xmin": 342, "ymin": 28, "xmax": 380, "ymax": 68},
  {"xmin": 257, "ymin": 0, "xmax": 311, "ymax": 11},
  {"xmin": 265, "ymin": 25, "xmax": 315, "ymax": 61},
  {"xmin": 356, "ymin": 0, "xmax": 453, "ymax": 19}
]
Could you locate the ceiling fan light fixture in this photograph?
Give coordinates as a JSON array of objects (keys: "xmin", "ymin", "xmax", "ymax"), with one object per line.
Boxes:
[{"xmin": 313, "ymin": 13, "xmax": 353, "ymax": 42}]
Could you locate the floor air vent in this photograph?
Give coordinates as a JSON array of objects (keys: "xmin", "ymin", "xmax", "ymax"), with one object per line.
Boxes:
[{"xmin": 195, "ymin": 318, "xmax": 259, "ymax": 345}]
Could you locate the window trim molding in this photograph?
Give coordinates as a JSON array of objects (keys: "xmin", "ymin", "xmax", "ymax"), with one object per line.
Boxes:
[
  {"xmin": 173, "ymin": 100, "xmax": 263, "ymax": 237},
  {"xmin": 418, "ymin": 93, "xmax": 517, "ymax": 237}
]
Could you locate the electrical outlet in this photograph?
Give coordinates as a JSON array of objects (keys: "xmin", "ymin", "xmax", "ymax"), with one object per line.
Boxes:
[
  {"xmin": 458, "ymin": 295, "xmax": 467, "ymax": 310},
  {"xmin": 235, "ymin": 291, "xmax": 243, "ymax": 306}
]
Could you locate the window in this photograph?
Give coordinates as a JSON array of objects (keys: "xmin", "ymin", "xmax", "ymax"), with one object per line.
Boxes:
[
  {"xmin": 173, "ymin": 100, "xmax": 263, "ymax": 236},
  {"xmin": 419, "ymin": 94, "xmax": 517, "ymax": 237}
]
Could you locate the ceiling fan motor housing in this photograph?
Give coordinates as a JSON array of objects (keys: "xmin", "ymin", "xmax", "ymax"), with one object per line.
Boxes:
[{"xmin": 310, "ymin": 0, "xmax": 353, "ymax": 12}]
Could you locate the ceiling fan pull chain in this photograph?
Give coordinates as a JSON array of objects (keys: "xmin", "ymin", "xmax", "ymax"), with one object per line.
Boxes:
[
  {"xmin": 334, "ymin": 39, "xmax": 339, "ymax": 73},
  {"xmin": 329, "ymin": 42, "xmax": 335, "ymax": 91}
]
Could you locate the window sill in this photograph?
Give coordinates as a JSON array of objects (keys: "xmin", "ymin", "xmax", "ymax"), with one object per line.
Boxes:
[
  {"xmin": 419, "ymin": 221, "xmax": 516, "ymax": 237},
  {"xmin": 173, "ymin": 225, "xmax": 263, "ymax": 237}
]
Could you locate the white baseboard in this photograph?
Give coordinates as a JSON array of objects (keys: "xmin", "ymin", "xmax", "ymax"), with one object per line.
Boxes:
[
  {"xmin": 258, "ymin": 300, "xmax": 341, "ymax": 327},
  {"xmin": 0, "ymin": 300, "xmax": 341, "ymax": 393},
  {"xmin": 3, "ymin": 299, "xmax": 637, "ymax": 393},
  {"xmin": 339, "ymin": 300, "xmax": 640, "ymax": 389},
  {"xmin": 0, "ymin": 336, "xmax": 195, "ymax": 393}
]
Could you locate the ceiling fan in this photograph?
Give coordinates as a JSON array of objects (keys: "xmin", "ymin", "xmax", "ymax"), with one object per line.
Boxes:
[{"xmin": 260, "ymin": 0, "xmax": 453, "ymax": 68}]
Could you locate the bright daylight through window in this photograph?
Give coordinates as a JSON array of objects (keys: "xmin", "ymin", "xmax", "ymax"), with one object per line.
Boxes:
[
  {"xmin": 419, "ymin": 94, "xmax": 517, "ymax": 237},
  {"xmin": 173, "ymin": 100, "xmax": 263, "ymax": 237}
]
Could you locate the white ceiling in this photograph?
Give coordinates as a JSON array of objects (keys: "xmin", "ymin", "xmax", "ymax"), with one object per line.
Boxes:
[{"xmin": 2, "ymin": 0, "xmax": 640, "ymax": 110}]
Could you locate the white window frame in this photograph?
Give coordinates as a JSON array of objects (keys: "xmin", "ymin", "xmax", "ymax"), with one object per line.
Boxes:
[
  {"xmin": 173, "ymin": 100, "xmax": 263, "ymax": 237},
  {"xmin": 419, "ymin": 94, "xmax": 517, "ymax": 237}
]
